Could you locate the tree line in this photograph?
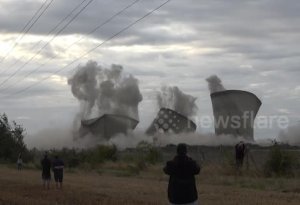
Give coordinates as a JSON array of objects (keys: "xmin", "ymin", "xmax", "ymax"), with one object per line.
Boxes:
[{"xmin": 0, "ymin": 113, "xmax": 32, "ymax": 162}]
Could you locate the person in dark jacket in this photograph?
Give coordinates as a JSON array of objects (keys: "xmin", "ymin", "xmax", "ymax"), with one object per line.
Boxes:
[
  {"xmin": 164, "ymin": 143, "xmax": 201, "ymax": 205},
  {"xmin": 41, "ymin": 153, "xmax": 51, "ymax": 189},
  {"xmin": 52, "ymin": 155, "xmax": 64, "ymax": 189},
  {"xmin": 235, "ymin": 141, "xmax": 246, "ymax": 169}
]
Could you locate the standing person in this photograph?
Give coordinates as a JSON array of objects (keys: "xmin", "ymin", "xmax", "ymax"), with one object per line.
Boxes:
[
  {"xmin": 17, "ymin": 154, "xmax": 23, "ymax": 171},
  {"xmin": 52, "ymin": 155, "xmax": 64, "ymax": 189},
  {"xmin": 164, "ymin": 143, "xmax": 201, "ymax": 205},
  {"xmin": 235, "ymin": 141, "xmax": 246, "ymax": 170},
  {"xmin": 41, "ymin": 153, "xmax": 51, "ymax": 189}
]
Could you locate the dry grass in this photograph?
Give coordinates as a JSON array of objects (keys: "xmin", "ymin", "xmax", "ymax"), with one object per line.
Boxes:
[{"xmin": 0, "ymin": 165, "xmax": 300, "ymax": 205}]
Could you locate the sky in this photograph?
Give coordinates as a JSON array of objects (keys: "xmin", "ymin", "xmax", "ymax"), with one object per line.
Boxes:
[{"xmin": 0, "ymin": 0, "xmax": 299, "ymax": 146}]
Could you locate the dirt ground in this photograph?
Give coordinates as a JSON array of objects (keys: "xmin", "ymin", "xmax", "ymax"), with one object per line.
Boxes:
[{"xmin": 0, "ymin": 166, "xmax": 299, "ymax": 205}]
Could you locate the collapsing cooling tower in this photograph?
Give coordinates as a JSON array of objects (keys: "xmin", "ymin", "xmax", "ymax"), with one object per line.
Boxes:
[
  {"xmin": 210, "ymin": 90, "xmax": 262, "ymax": 142},
  {"xmin": 146, "ymin": 108, "xmax": 196, "ymax": 135},
  {"xmin": 81, "ymin": 114, "xmax": 139, "ymax": 140}
]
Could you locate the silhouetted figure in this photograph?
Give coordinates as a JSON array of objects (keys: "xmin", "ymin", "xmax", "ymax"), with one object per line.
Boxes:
[
  {"xmin": 52, "ymin": 155, "xmax": 64, "ymax": 189},
  {"xmin": 17, "ymin": 154, "xmax": 23, "ymax": 170},
  {"xmin": 164, "ymin": 143, "xmax": 200, "ymax": 205},
  {"xmin": 235, "ymin": 141, "xmax": 246, "ymax": 169},
  {"xmin": 41, "ymin": 153, "xmax": 51, "ymax": 189}
]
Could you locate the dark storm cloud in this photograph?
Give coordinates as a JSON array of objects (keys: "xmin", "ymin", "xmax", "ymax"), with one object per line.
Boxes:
[
  {"xmin": 0, "ymin": 0, "xmax": 162, "ymax": 36},
  {"xmin": 1, "ymin": 0, "xmax": 299, "ymax": 58}
]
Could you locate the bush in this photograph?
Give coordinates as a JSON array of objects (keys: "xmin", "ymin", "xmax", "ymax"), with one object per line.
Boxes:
[
  {"xmin": 87, "ymin": 145, "xmax": 117, "ymax": 165},
  {"xmin": 48, "ymin": 145, "xmax": 117, "ymax": 168},
  {"xmin": 146, "ymin": 147, "xmax": 163, "ymax": 164},
  {"xmin": 264, "ymin": 144, "xmax": 298, "ymax": 177},
  {"xmin": 136, "ymin": 141, "xmax": 163, "ymax": 165}
]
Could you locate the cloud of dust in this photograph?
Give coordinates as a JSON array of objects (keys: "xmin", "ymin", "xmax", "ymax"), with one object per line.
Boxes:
[
  {"xmin": 157, "ymin": 86, "xmax": 198, "ymax": 117},
  {"xmin": 206, "ymin": 75, "xmax": 226, "ymax": 93},
  {"xmin": 68, "ymin": 60, "xmax": 143, "ymax": 140},
  {"xmin": 278, "ymin": 124, "xmax": 300, "ymax": 145}
]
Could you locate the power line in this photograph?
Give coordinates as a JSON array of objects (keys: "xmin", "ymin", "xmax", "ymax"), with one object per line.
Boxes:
[
  {"xmin": 67, "ymin": 0, "xmax": 142, "ymax": 49},
  {"xmin": 0, "ymin": 0, "xmax": 93, "ymax": 87},
  {"xmin": 0, "ymin": 0, "xmax": 141, "ymax": 92},
  {"xmin": 0, "ymin": 0, "xmax": 54, "ymax": 66},
  {"xmin": 0, "ymin": 0, "xmax": 94, "ymax": 88},
  {"xmin": 0, "ymin": 0, "xmax": 89, "ymax": 84},
  {"xmin": 0, "ymin": 0, "xmax": 50, "ymax": 65},
  {"xmin": 45, "ymin": 0, "xmax": 90, "ymax": 38},
  {"xmin": 4, "ymin": 0, "xmax": 171, "ymax": 98}
]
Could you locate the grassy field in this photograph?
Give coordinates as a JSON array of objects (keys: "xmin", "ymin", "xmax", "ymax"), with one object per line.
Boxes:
[{"xmin": 0, "ymin": 164, "xmax": 300, "ymax": 205}]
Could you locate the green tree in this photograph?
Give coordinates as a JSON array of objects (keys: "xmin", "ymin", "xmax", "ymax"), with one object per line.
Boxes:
[
  {"xmin": 0, "ymin": 113, "xmax": 30, "ymax": 162},
  {"xmin": 264, "ymin": 143, "xmax": 298, "ymax": 177}
]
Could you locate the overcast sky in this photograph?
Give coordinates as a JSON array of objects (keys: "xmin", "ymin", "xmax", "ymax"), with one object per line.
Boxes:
[{"xmin": 0, "ymin": 0, "xmax": 299, "ymax": 145}]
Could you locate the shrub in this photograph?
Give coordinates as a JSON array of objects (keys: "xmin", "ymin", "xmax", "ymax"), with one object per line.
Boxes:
[
  {"xmin": 136, "ymin": 141, "xmax": 162, "ymax": 165},
  {"xmin": 264, "ymin": 144, "xmax": 298, "ymax": 177},
  {"xmin": 87, "ymin": 145, "xmax": 117, "ymax": 165},
  {"xmin": 145, "ymin": 147, "xmax": 163, "ymax": 164}
]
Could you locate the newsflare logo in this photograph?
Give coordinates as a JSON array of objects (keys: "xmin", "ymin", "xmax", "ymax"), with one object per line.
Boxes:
[
  {"xmin": 193, "ymin": 111, "xmax": 289, "ymax": 129},
  {"xmin": 213, "ymin": 111, "xmax": 256, "ymax": 129}
]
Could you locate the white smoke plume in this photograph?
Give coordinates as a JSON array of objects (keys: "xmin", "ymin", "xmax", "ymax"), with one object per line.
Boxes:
[
  {"xmin": 157, "ymin": 133, "xmax": 240, "ymax": 147},
  {"xmin": 26, "ymin": 127, "xmax": 75, "ymax": 149},
  {"xmin": 108, "ymin": 130, "xmax": 153, "ymax": 150},
  {"xmin": 157, "ymin": 86, "xmax": 198, "ymax": 117},
  {"xmin": 278, "ymin": 124, "xmax": 300, "ymax": 145},
  {"xmin": 25, "ymin": 127, "xmax": 246, "ymax": 150},
  {"xmin": 68, "ymin": 60, "xmax": 143, "ymax": 138},
  {"xmin": 206, "ymin": 75, "xmax": 226, "ymax": 93},
  {"xmin": 26, "ymin": 127, "xmax": 105, "ymax": 149},
  {"xmin": 109, "ymin": 131, "xmax": 240, "ymax": 150}
]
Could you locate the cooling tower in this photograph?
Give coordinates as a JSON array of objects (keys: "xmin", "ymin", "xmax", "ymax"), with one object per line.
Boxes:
[
  {"xmin": 210, "ymin": 90, "xmax": 262, "ymax": 142},
  {"xmin": 81, "ymin": 114, "xmax": 139, "ymax": 140},
  {"xmin": 146, "ymin": 108, "xmax": 196, "ymax": 135}
]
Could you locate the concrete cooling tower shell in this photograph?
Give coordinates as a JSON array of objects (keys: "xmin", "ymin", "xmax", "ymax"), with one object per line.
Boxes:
[
  {"xmin": 146, "ymin": 108, "xmax": 196, "ymax": 135},
  {"xmin": 210, "ymin": 90, "xmax": 262, "ymax": 142},
  {"xmin": 81, "ymin": 114, "xmax": 139, "ymax": 140}
]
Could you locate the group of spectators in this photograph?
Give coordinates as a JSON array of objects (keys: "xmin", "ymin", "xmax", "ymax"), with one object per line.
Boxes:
[
  {"xmin": 16, "ymin": 152, "xmax": 65, "ymax": 190},
  {"xmin": 16, "ymin": 142, "xmax": 246, "ymax": 204},
  {"xmin": 41, "ymin": 153, "xmax": 64, "ymax": 190}
]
